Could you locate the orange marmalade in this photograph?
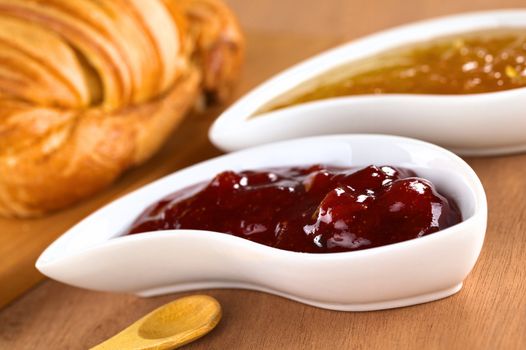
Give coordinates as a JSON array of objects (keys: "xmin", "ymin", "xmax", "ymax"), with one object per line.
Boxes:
[{"xmin": 269, "ymin": 29, "xmax": 526, "ymax": 111}]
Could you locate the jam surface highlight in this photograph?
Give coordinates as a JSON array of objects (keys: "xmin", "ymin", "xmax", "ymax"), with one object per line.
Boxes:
[
  {"xmin": 127, "ymin": 165, "xmax": 462, "ymax": 253},
  {"xmin": 268, "ymin": 29, "xmax": 526, "ymax": 111}
]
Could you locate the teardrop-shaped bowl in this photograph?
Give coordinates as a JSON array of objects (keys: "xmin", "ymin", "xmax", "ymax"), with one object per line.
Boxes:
[
  {"xmin": 36, "ymin": 135, "xmax": 487, "ymax": 311},
  {"xmin": 209, "ymin": 10, "xmax": 526, "ymax": 156}
]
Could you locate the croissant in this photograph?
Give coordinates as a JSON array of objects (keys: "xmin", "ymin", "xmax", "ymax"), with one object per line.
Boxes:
[{"xmin": 0, "ymin": 0, "xmax": 244, "ymax": 217}]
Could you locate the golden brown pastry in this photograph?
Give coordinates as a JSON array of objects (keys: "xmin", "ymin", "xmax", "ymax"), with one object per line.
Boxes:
[{"xmin": 0, "ymin": 0, "xmax": 243, "ymax": 217}]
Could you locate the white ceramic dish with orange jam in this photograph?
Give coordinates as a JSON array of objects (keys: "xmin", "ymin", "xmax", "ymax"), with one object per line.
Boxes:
[{"xmin": 209, "ymin": 10, "xmax": 526, "ymax": 156}]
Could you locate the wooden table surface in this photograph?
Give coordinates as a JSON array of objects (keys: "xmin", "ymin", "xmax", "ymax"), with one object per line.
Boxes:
[{"xmin": 1, "ymin": 0, "xmax": 526, "ymax": 349}]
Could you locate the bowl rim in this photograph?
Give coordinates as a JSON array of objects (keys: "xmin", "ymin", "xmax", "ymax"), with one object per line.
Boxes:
[{"xmin": 253, "ymin": 86, "xmax": 526, "ymax": 119}]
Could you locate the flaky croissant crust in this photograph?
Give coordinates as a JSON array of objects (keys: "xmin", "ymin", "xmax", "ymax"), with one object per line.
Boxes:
[{"xmin": 0, "ymin": 0, "xmax": 244, "ymax": 217}]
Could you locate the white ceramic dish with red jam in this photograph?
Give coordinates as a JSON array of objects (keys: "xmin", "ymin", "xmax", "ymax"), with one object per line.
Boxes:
[
  {"xmin": 209, "ymin": 10, "xmax": 526, "ymax": 156},
  {"xmin": 36, "ymin": 135, "xmax": 487, "ymax": 311}
]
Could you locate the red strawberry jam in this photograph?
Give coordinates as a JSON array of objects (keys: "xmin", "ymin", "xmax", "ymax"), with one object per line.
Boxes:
[{"xmin": 127, "ymin": 165, "xmax": 461, "ymax": 253}]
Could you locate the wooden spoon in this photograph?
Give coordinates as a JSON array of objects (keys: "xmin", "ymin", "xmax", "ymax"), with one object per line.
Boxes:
[{"xmin": 90, "ymin": 295, "xmax": 221, "ymax": 350}]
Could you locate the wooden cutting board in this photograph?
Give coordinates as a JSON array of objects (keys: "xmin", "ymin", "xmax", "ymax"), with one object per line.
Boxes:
[
  {"xmin": 0, "ymin": 104, "xmax": 228, "ymax": 309},
  {"xmin": 0, "ymin": 31, "xmax": 341, "ymax": 310},
  {"xmin": 0, "ymin": 113, "xmax": 220, "ymax": 309}
]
